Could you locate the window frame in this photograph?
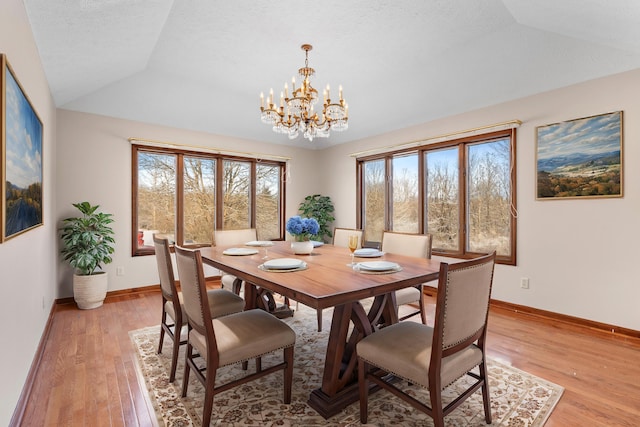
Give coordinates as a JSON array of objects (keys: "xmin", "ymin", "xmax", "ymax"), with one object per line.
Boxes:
[
  {"xmin": 132, "ymin": 144, "xmax": 286, "ymax": 256},
  {"xmin": 357, "ymin": 129, "xmax": 517, "ymax": 265}
]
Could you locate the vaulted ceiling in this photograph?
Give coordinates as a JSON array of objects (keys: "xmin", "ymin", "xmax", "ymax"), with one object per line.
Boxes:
[{"xmin": 24, "ymin": 0, "xmax": 640, "ymax": 149}]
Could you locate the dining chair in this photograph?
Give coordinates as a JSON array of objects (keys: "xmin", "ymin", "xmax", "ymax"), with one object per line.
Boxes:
[
  {"xmin": 309, "ymin": 227, "xmax": 365, "ymax": 332},
  {"xmin": 153, "ymin": 235, "xmax": 245, "ymax": 382},
  {"xmin": 381, "ymin": 231, "xmax": 432, "ymax": 323},
  {"xmin": 357, "ymin": 252, "xmax": 496, "ymax": 427},
  {"xmin": 333, "ymin": 227, "xmax": 364, "ymax": 248},
  {"xmin": 214, "ymin": 228, "xmax": 259, "ymax": 295},
  {"xmin": 174, "ymin": 246, "xmax": 296, "ymax": 426}
]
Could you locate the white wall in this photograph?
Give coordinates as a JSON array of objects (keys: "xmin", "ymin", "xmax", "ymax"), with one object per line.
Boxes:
[
  {"xmin": 55, "ymin": 110, "xmax": 320, "ymax": 295},
  {"xmin": 0, "ymin": 0, "xmax": 58, "ymax": 423},
  {"xmin": 323, "ymin": 68, "xmax": 640, "ymax": 331}
]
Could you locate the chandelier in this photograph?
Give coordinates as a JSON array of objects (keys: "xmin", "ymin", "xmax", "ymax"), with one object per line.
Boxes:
[{"xmin": 260, "ymin": 44, "xmax": 348, "ymax": 142}]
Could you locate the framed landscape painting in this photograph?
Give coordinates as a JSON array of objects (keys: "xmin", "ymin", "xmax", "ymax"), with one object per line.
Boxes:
[
  {"xmin": 536, "ymin": 111, "xmax": 622, "ymax": 200},
  {"xmin": 1, "ymin": 54, "xmax": 43, "ymax": 242}
]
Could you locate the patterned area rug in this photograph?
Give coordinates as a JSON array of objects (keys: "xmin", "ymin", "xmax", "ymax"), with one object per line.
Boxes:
[{"xmin": 130, "ymin": 304, "xmax": 563, "ymax": 426}]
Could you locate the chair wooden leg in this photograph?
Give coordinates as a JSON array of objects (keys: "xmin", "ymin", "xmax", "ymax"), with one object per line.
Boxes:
[
  {"xmin": 317, "ymin": 308, "xmax": 323, "ymax": 332},
  {"xmin": 480, "ymin": 361, "xmax": 492, "ymax": 423},
  {"xmin": 202, "ymin": 365, "xmax": 217, "ymax": 427},
  {"xmin": 430, "ymin": 384, "xmax": 445, "ymax": 427},
  {"xmin": 358, "ymin": 359, "xmax": 369, "ymax": 423},
  {"xmin": 284, "ymin": 346, "xmax": 294, "ymax": 403},
  {"xmin": 157, "ymin": 311, "xmax": 166, "ymax": 354},
  {"xmin": 256, "ymin": 356, "xmax": 262, "ymax": 373},
  {"xmin": 181, "ymin": 343, "xmax": 192, "ymax": 398},
  {"xmin": 419, "ymin": 287, "xmax": 427, "ymax": 325},
  {"xmin": 169, "ymin": 322, "xmax": 181, "ymax": 383}
]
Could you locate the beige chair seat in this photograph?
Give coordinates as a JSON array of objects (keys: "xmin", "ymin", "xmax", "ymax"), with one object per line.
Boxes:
[
  {"xmin": 357, "ymin": 321, "xmax": 483, "ymax": 389},
  {"xmin": 189, "ymin": 309, "xmax": 296, "ymax": 367}
]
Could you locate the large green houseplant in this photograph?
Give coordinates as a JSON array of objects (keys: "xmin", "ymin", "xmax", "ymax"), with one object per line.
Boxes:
[
  {"xmin": 298, "ymin": 194, "xmax": 335, "ymax": 243},
  {"xmin": 60, "ymin": 202, "xmax": 115, "ymax": 309}
]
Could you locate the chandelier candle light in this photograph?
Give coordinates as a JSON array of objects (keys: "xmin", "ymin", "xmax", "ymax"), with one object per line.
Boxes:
[{"xmin": 260, "ymin": 44, "xmax": 348, "ymax": 142}]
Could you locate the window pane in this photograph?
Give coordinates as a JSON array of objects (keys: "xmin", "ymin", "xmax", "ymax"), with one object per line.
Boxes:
[
  {"xmin": 137, "ymin": 152, "xmax": 176, "ymax": 248},
  {"xmin": 425, "ymin": 148, "xmax": 459, "ymax": 251},
  {"xmin": 183, "ymin": 156, "xmax": 216, "ymax": 245},
  {"xmin": 223, "ymin": 160, "xmax": 251, "ymax": 229},
  {"xmin": 256, "ymin": 164, "xmax": 281, "ymax": 240},
  {"xmin": 363, "ymin": 159, "xmax": 386, "ymax": 244},
  {"xmin": 392, "ymin": 154, "xmax": 419, "ymax": 233},
  {"xmin": 467, "ymin": 138, "xmax": 512, "ymax": 256}
]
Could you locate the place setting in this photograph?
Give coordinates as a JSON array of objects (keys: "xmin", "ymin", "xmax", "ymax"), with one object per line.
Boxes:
[
  {"xmin": 258, "ymin": 257, "xmax": 308, "ymax": 273},
  {"xmin": 354, "ymin": 260, "xmax": 402, "ymax": 274},
  {"xmin": 222, "ymin": 247, "xmax": 259, "ymax": 256},
  {"xmin": 353, "ymin": 248, "xmax": 384, "ymax": 258}
]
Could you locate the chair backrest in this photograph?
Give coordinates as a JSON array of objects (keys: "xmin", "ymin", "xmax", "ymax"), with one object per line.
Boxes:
[
  {"xmin": 214, "ymin": 228, "xmax": 258, "ymax": 247},
  {"xmin": 333, "ymin": 228, "xmax": 363, "ymax": 248},
  {"xmin": 174, "ymin": 246, "xmax": 214, "ymax": 340},
  {"xmin": 153, "ymin": 235, "xmax": 178, "ymax": 301},
  {"xmin": 432, "ymin": 252, "xmax": 496, "ymax": 358},
  {"xmin": 381, "ymin": 231, "xmax": 432, "ymax": 259}
]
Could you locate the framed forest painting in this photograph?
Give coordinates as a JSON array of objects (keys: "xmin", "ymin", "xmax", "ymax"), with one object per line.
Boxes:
[
  {"xmin": 536, "ymin": 111, "xmax": 622, "ymax": 200},
  {"xmin": 1, "ymin": 54, "xmax": 43, "ymax": 242}
]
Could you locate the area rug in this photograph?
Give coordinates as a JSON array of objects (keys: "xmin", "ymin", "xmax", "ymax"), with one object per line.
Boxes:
[{"xmin": 130, "ymin": 304, "xmax": 563, "ymax": 426}]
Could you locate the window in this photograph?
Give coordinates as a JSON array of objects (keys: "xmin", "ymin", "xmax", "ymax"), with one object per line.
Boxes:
[
  {"xmin": 358, "ymin": 129, "xmax": 516, "ymax": 265},
  {"xmin": 132, "ymin": 145, "xmax": 285, "ymax": 255}
]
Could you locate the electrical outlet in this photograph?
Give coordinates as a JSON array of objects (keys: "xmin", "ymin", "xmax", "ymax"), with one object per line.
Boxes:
[
  {"xmin": 520, "ymin": 278, "xmax": 529, "ymax": 289},
  {"xmin": 116, "ymin": 267, "xmax": 125, "ymax": 276}
]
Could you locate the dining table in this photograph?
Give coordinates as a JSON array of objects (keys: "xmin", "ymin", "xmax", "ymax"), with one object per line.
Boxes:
[{"xmin": 199, "ymin": 240, "xmax": 442, "ymax": 419}]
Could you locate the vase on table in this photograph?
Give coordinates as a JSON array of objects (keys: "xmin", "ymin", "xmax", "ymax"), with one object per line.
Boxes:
[{"xmin": 291, "ymin": 240, "xmax": 314, "ymax": 255}]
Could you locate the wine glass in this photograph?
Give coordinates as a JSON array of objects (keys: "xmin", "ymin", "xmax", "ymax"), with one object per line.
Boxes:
[
  {"xmin": 262, "ymin": 242, "xmax": 270, "ymax": 260},
  {"xmin": 348, "ymin": 235, "xmax": 359, "ymax": 268}
]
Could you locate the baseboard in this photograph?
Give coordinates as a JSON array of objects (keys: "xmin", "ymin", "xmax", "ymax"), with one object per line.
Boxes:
[
  {"xmin": 9, "ymin": 302, "xmax": 56, "ymax": 427},
  {"xmin": 491, "ymin": 299, "xmax": 640, "ymax": 340}
]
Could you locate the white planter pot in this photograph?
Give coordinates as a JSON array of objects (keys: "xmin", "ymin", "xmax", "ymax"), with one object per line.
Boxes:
[
  {"xmin": 73, "ymin": 272, "xmax": 108, "ymax": 309},
  {"xmin": 291, "ymin": 240, "xmax": 314, "ymax": 255}
]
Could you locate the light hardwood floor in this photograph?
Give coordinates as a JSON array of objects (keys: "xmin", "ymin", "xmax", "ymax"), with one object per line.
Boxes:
[{"xmin": 17, "ymin": 287, "xmax": 640, "ymax": 426}]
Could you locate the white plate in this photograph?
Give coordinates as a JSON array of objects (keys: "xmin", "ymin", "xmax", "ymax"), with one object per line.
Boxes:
[
  {"xmin": 354, "ymin": 248, "xmax": 383, "ymax": 257},
  {"xmin": 223, "ymin": 247, "xmax": 259, "ymax": 256},
  {"xmin": 357, "ymin": 261, "xmax": 399, "ymax": 271},
  {"xmin": 312, "ymin": 240, "xmax": 324, "ymax": 247},
  {"xmin": 263, "ymin": 258, "xmax": 305, "ymax": 270},
  {"xmin": 245, "ymin": 240, "xmax": 274, "ymax": 247}
]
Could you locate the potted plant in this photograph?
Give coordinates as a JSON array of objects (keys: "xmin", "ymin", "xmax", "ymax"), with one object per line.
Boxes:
[
  {"xmin": 298, "ymin": 194, "xmax": 335, "ymax": 243},
  {"xmin": 60, "ymin": 202, "xmax": 115, "ymax": 309},
  {"xmin": 286, "ymin": 216, "xmax": 319, "ymax": 254}
]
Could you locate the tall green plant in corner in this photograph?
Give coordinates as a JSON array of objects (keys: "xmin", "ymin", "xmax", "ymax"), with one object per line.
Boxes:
[
  {"xmin": 60, "ymin": 202, "xmax": 115, "ymax": 275},
  {"xmin": 298, "ymin": 194, "xmax": 335, "ymax": 242},
  {"xmin": 60, "ymin": 202, "xmax": 115, "ymax": 309}
]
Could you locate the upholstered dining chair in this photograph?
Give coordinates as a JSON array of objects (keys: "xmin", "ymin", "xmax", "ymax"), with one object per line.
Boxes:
[
  {"xmin": 357, "ymin": 252, "xmax": 496, "ymax": 427},
  {"xmin": 214, "ymin": 228, "xmax": 258, "ymax": 294},
  {"xmin": 153, "ymin": 235, "xmax": 245, "ymax": 382},
  {"xmin": 174, "ymin": 246, "xmax": 296, "ymax": 426},
  {"xmin": 309, "ymin": 227, "xmax": 366, "ymax": 332},
  {"xmin": 381, "ymin": 231, "xmax": 432, "ymax": 323},
  {"xmin": 333, "ymin": 227, "xmax": 364, "ymax": 249}
]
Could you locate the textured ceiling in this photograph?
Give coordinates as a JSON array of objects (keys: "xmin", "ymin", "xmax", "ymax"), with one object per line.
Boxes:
[{"xmin": 24, "ymin": 0, "xmax": 640, "ymax": 149}]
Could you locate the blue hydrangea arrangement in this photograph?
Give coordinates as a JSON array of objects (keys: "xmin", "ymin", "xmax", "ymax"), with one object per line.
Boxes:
[{"xmin": 286, "ymin": 216, "xmax": 320, "ymax": 241}]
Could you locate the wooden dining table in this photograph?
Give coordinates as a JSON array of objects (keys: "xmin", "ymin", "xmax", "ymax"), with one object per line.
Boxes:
[{"xmin": 199, "ymin": 240, "xmax": 442, "ymax": 419}]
